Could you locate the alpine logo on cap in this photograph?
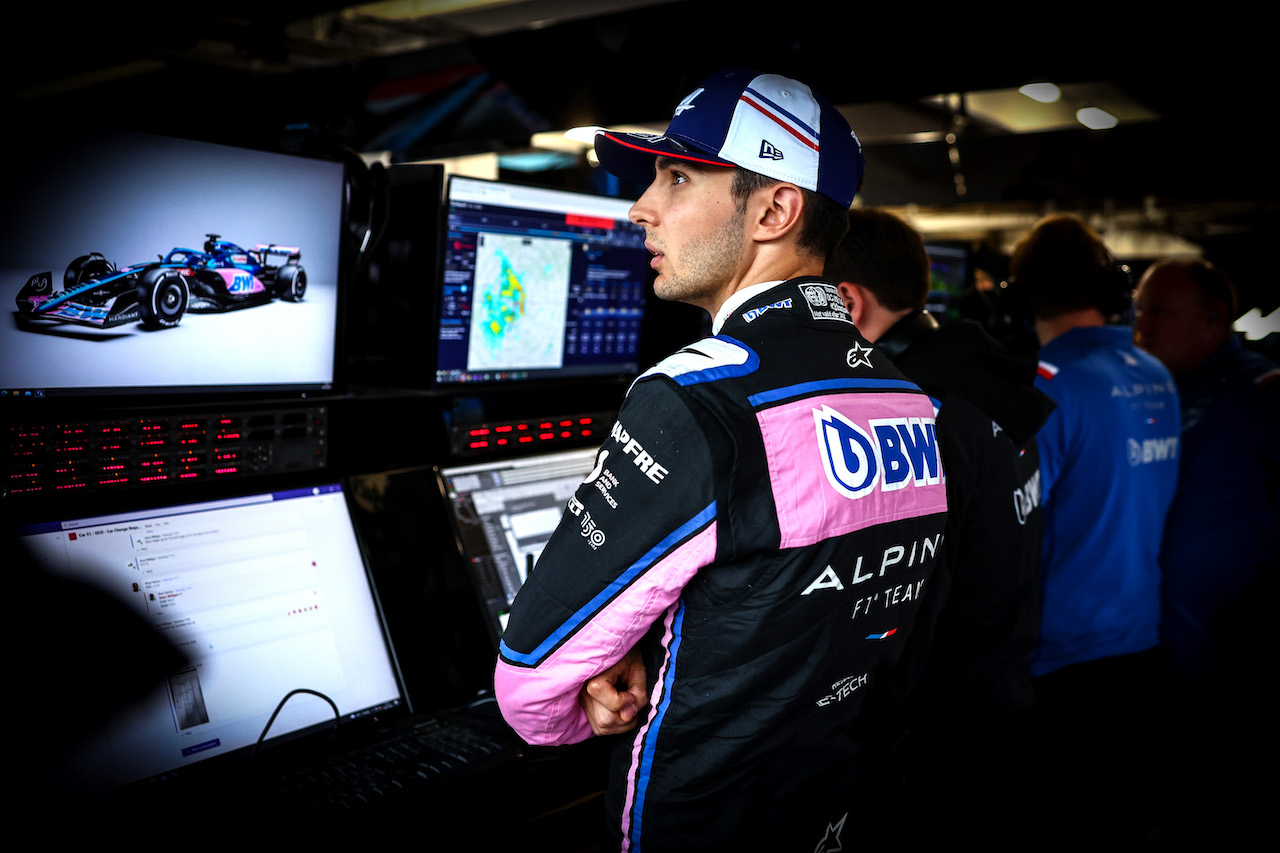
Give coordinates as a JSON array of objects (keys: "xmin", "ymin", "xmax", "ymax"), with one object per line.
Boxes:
[
  {"xmin": 759, "ymin": 140, "xmax": 784, "ymax": 161},
  {"xmin": 674, "ymin": 88, "xmax": 704, "ymax": 116}
]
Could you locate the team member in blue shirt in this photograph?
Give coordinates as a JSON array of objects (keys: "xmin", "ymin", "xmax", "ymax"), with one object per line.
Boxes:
[
  {"xmin": 1010, "ymin": 213, "xmax": 1179, "ymax": 845},
  {"xmin": 1012, "ymin": 214, "xmax": 1179, "ymax": 677}
]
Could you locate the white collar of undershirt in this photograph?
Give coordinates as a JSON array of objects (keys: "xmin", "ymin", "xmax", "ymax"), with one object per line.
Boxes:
[{"xmin": 711, "ymin": 281, "xmax": 785, "ymax": 335}]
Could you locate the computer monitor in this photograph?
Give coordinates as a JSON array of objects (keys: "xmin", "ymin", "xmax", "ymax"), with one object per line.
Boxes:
[
  {"xmin": 15, "ymin": 483, "xmax": 405, "ymax": 794},
  {"xmin": 434, "ymin": 176, "xmax": 650, "ymax": 386},
  {"xmin": 437, "ymin": 447, "xmax": 599, "ymax": 645},
  {"xmin": 924, "ymin": 240, "xmax": 972, "ymax": 324},
  {"xmin": 2, "ymin": 130, "xmax": 348, "ymax": 405}
]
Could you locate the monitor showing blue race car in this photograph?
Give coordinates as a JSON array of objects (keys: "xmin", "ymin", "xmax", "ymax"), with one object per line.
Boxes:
[{"xmin": 1, "ymin": 130, "xmax": 345, "ymax": 401}]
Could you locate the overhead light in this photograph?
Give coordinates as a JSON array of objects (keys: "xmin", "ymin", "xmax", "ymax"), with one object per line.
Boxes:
[
  {"xmin": 1237, "ymin": 307, "xmax": 1278, "ymax": 341},
  {"xmin": 1018, "ymin": 82, "xmax": 1061, "ymax": 103},
  {"xmin": 533, "ymin": 124, "xmax": 662, "ymax": 154},
  {"xmin": 563, "ymin": 125, "xmax": 604, "ymax": 145},
  {"xmin": 530, "ymin": 126, "xmax": 604, "ymax": 153},
  {"xmin": 1076, "ymin": 106, "xmax": 1118, "ymax": 130}
]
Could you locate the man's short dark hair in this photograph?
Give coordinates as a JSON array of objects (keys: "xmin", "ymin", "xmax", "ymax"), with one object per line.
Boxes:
[
  {"xmin": 823, "ymin": 208, "xmax": 930, "ymax": 313},
  {"xmin": 1010, "ymin": 214, "xmax": 1116, "ymax": 319},
  {"xmin": 1150, "ymin": 257, "xmax": 1238, "ymax": 320},
  {"xmin": 730, "ymin": 168, "xmax": 849, "ymax": 261}
]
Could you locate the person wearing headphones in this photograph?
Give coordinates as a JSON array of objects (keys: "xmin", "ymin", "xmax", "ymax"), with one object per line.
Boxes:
[{"xmin": 1013, "ymin": 213, "xmax": 1180, "ymax": 844}]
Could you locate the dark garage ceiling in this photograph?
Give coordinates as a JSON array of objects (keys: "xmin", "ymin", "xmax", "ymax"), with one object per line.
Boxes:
[{"xmin": 7, "ymin": 1, "xmax": 1277, "ymax": 311}]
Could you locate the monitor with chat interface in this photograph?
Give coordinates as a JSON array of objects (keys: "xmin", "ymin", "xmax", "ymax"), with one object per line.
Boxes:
[
  {"xmin": 15, "ymin": 483, "xmax": 404, "ymax": 793},
  {"xmin": 434, "ymin": 176, "xmax": 650, "ymax": 386}
]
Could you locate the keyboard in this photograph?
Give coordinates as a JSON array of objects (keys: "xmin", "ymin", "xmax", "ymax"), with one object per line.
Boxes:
[{"xmin": 251, "ymin": 714, "xmax": 520, "ymax": 812}]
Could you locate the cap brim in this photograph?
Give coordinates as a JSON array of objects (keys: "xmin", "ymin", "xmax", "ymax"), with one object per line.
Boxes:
[{"xmin": 594, "ymin": 130, "xmax": 735, "ymax": 185}]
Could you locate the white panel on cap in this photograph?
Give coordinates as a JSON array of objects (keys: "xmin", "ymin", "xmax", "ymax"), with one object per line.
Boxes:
[{"xmin": 719, "ymin": 73, "xmax": 822, "ymax": 192}]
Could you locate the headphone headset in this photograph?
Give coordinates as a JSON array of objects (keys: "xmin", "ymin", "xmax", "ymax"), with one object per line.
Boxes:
[
  {"xmin": 1091, "ymin": 257, "xmax": 1134, "ymax": 321},
  {"xmin": 1001, "ymin": 257, "xmax": 1133, "ymax": 323}
]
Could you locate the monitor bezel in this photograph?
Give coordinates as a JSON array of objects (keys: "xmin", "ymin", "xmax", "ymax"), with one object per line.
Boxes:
[{"xmin": 1, "ymin": 128, "xmax": 354, "ymax": 412}]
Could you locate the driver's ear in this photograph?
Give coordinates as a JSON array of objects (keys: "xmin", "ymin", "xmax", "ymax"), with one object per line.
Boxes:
[{"xmin": 749, "ymin": 182, "xmax": 805, "ymax": 244}]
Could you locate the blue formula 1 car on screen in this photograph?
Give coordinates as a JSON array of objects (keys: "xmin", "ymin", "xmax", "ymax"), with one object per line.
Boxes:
[{"xmin": 15, "ymin": 234, "xmax": 306, "ymax": 330}]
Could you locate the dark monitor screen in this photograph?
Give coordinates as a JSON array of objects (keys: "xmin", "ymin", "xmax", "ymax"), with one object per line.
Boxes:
[
  {"xmin": 434, "ymin": 176, "xmax": 649, "ymax": 386},
  {"xmin": 1, "ymin": 130, "xmax": 347, "ymax": 405}
]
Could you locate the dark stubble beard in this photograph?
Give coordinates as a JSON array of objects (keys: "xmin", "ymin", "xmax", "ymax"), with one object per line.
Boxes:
[{"xmin": 653, "ymin": 203, "xmax": 749, "ymax": 311}]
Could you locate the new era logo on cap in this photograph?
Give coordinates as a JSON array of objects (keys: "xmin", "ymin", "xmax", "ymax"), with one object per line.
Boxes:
[{"xmin": 759, "ymin": 141, "xmax": 784, "ymax": 161}]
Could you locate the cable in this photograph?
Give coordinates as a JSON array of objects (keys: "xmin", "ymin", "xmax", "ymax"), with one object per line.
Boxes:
[{"xmin": 251, "ymin": 688, "xmax": 340, "ymax": 759}]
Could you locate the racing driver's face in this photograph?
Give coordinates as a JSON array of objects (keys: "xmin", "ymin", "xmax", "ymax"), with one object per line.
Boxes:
[{"xmin": 629, "ymin": 157, "xmax": 748, "ymax": 313}]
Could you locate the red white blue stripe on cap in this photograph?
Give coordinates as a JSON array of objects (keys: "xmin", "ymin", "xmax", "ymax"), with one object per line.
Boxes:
[{"xmin": 740, "ymin": 85, "xmax": 821, "ymax": 153}]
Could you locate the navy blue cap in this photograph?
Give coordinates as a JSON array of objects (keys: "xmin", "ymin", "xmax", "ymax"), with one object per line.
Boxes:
[{"xmin": 595, "ymin": 68, "xmax": 864, "ymax": 208}]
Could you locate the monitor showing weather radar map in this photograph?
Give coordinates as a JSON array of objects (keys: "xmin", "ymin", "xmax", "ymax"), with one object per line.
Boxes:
[{"xmin": 433, "ymin": 176, "xmax": 650, "ymax": 386}]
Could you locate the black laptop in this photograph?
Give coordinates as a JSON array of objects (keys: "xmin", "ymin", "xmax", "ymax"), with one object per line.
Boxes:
[{"xmin": 14, "ymin": 480, "xmax": 516, "ymax": 818}]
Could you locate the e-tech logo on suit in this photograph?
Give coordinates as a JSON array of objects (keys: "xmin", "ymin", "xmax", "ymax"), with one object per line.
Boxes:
[{"xmin": 813, "ymin": 406, "xmax": 944, "ymax": 499}]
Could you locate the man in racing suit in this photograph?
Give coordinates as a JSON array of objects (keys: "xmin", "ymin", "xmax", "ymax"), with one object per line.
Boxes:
[{"xmin": 494, "ymin": 69, "xmax": 948, "ymax": 852}]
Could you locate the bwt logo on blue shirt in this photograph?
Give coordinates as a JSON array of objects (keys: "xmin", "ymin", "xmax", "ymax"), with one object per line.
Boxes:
[
  {"xmin": 813, "ymin": 406, "xmax": 944, "ymax": 499},
  {"xmin": 1127, "ymin": 436, "xmax": 1178, "ymax": 467}
]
